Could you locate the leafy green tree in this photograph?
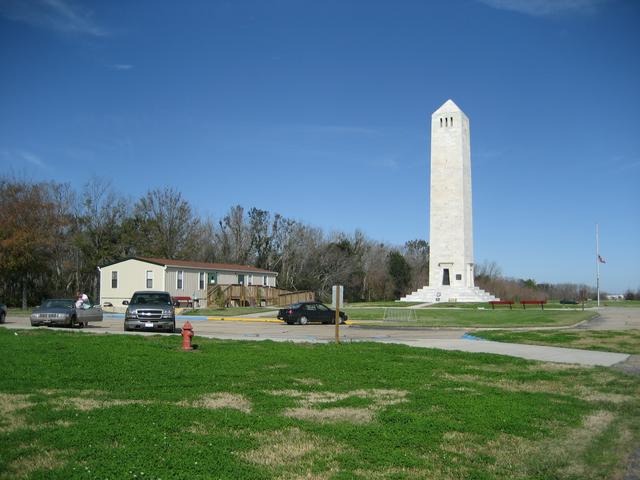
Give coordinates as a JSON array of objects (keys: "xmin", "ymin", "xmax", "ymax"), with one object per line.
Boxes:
[
  {"xmin": 0, "ymin": 179, "xmax": 68, "ymax": 307},
  {"xmin": 388, "ymin": 251, "xmax": 412, "ymax": 299}
]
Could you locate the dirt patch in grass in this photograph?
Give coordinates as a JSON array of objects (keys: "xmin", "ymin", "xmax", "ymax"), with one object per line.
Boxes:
[
  {"xmin": 269, "ymin": 389, "xmax": 408, "ymax": 424},
  {"xmin": 5, "ymin": 445, "xmax": 68, "ymax": 478},
  {"xmin": 579, "ymin": 390, "xmax": 634, "ymax": 404},
  {"xmin": 38, "ymin": 388, "xmax": 109, "ymax": 396},
  {"xmin": 293, "ymin": 378, "xmax": 323, "ymax": 386},
  {"xmin": 57, "ymin": 397, "xmax": 149, "ymax": 411},
  {"xmin": 285, "ymin": 407, "xmax": 375, "ymax": 424},
  {"xmin": 354, "ymin": 467, "xmax": 435, "ymax": 479},
  {"xmin": 443, "ymin": 373, "xmax": 634, "ymax": 404},
  {"xmin": 438, "ymin": 410, "xmax": 617, "ymax": 479},
  {"xmin": 0, "ymin": 393, "xmax": 34, "ymax": 433},
  {"xmin": 182, "ymin": 392, "xmax": 252, "ymax": 413},
  {"xmin": 239, "ymin": 427, "xmax": 342, "ymax": 478},
  {"xmin": 186, "ymin": 422, "xmax": 209, "ymax": 435}
]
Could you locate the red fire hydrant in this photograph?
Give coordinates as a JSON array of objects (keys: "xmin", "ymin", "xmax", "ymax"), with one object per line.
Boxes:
[{"xmin": 181, "ymin": 321, "xmax": 194, "ymax": 351}]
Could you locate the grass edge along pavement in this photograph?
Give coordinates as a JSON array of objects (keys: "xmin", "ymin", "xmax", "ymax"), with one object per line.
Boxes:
[
  {"xmin": 477, "ymin": 329, "xmax": 640, "ymax": 355},
  {"xmin": 344, "ymin": 307, "xmax": 595, "ymax": 328},
  {"xmin": 1, "ymin": 329, "xmax": 640, "ymax": 479}
]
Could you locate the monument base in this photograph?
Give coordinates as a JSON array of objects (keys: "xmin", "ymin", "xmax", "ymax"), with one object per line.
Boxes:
[{"xmin": 400, "ymin": 285, "xmax": 498, "ymax": 303}]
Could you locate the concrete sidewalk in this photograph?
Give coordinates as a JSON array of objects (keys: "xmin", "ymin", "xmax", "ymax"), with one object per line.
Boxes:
[{"xmin": 390, "ymin": 338, "xmax": 629, "ymax": 367}]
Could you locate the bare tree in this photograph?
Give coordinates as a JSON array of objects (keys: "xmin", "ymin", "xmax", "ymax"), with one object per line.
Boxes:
[{"xmin": 133, "ymin": 187, "xmax": 200, "ymax": 259}]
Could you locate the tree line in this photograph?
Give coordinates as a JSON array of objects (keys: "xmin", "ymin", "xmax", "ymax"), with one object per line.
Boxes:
[
  {"xmin": 0, "ymin": 177, "xmax": 428, "ymax": 307},
  {"xmin": 1, "ymin": 177, "xmax": 608, "ymax": 308}
]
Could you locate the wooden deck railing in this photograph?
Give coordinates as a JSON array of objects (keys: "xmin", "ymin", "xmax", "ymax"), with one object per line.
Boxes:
[{"xmin": 206, "ymin": 284, "xmax": 314, "ymax": 308}]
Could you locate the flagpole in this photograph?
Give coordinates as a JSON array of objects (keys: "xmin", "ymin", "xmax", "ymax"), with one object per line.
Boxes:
[{"xmin": 596, "ymin": 223, "xmax": 600, "ymax": 307}]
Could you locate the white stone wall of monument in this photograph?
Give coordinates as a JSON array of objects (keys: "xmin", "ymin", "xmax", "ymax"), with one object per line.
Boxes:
[{"xmin": 401, "ymin": 99, "xmax": 498, "ymax": 303}]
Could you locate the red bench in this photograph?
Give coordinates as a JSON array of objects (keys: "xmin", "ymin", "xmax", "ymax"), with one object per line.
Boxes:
[
  {"xmin": 488, "ymin": 300, "xmax": 514, "ymax": 310},
  {"xmin": 173, "ymin": 296, "xmax": 193, "ymax": 307},
  {"xmin": 520, "ymin": 300, "xmax": 547, "ymax": 310}
]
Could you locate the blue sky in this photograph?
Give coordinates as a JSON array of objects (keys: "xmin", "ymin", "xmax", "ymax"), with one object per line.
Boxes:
[{"xmin": 1, "ymin": 0, "xmax": 638, "ymax": 293}]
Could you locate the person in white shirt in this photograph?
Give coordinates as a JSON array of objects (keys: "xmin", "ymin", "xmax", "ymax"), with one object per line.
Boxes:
[{"xmin": 75, "ymin": 293, "xmax": 84, "ymax": 309}]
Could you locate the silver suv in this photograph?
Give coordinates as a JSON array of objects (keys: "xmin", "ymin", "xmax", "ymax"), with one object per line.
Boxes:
[{"xmin": 123, "ymin": 291, "xmax": 176, "ymax": 333}]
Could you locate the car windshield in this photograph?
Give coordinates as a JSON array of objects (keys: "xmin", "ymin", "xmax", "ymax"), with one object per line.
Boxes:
[
  {"xmin": 42, "ymin": 299, "xmax": 74, "ymax": 309},
  {"xmin": 288, "ymin": 303, "xmax": 302, "ymax": 309},
  {"xmin": 130, "ymin": 293, "xmax": 172, "ymax": 305}
]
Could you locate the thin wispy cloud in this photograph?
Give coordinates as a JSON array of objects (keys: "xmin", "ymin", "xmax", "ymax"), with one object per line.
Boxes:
[
  {"xmin": 613, "ymin": 157, "xmax": 640, "ymax": 172},
  {"xmin": 1, "ymin": 148, "xmax": 48, "ymax": 169},
  {"xmin": 111, "ymin": 64, "xmax": 134, "ymax": 70},
  {"xmin": 371, "ymin": 156, "xmax": 399, "ymax": 169},
  {"xmin": 0, "ymin": 0, "xmax": 107, "ymax": 36},
  {"xmin": 476, "ymin": 0, "xmax": 609, "ymax": 16}
]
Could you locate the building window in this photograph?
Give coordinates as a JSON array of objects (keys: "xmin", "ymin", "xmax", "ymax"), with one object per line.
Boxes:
[
  {"xmin": 263, "ymin": 275, "xmax": 268, "ymax": 286},
  {"xmin": 445, "ymin": 117, "xmax": 448, "ymax": 127},
  {"xmin": 440, "ymin": 118, "xmax": 443, "ymax": 127},
  {"xmin": 208, "ymin": 272, "xmax": 217, "ymax": 285},
  {"xmin": 238, "ymin": 274, "xmax": 245, "ymax": 285},
  {"xmin": 177, "ymin": 271, "xmax": 184, "ymax": 290},
  {"xmin": 450, "ymin": 117, "xmax": 454, "ymax": 127},
  {"xmin": 199, "ymin": 272, "xmax": 205, "ymax": 290},
  {"xmin": 146, "ymin": 270, "xmax": 153, "ymax": 289},
  {"xmin": 455, "ymin": 274, "xmax": 462, "ymax": 281},
  {"xmin": 111, "ymin": 271, "xmax": 118, "ymax": 289}
]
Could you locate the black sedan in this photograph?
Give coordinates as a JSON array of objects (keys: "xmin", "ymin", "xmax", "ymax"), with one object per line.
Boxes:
[{"xmin": 278, "ymin": 301, "xmax": 347, "ymax": 325}]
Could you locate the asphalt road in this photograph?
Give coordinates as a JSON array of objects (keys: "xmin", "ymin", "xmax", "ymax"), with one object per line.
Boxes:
[{"xmin": 2, "ymin": 314, "xmax": 466, "ymax": 342}]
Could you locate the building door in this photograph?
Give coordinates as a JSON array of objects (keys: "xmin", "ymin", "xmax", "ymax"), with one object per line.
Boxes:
[
  {"xmin": 238, "ymin": 274, "xmax": 245, "ymax": 285},
  {"xmin": 442, "ymin": 268, "xmax": 450, "ymax": 286}
]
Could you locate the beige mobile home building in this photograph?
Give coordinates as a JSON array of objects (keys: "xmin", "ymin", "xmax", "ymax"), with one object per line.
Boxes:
[{"xmin": 98, "ymin": 257, "xmax": 277, "ymax": 307}]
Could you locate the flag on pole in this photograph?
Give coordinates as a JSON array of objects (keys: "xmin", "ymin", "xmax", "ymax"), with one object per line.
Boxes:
[{"xmin": 598, "ymin": 255, "xmax": 606, "ymax": 264}]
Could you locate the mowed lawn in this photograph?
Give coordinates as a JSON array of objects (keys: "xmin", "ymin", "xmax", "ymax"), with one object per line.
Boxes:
[
  {"xmin": 345, "ymin": 307, "xmax": 595, "ymax": 327},
  {"xmin": 1, "ymin": 330, "xmax": 639, "ymax": 479},
  {"xmin": 478, "ymin": 329, "xmax": 640, "ymax": 355}
]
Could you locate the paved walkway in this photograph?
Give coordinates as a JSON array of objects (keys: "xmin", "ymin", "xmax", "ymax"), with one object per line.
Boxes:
[
  {"xmin": 393, "ymin": 338, "xmax": 628, "ymax": 367},
  {"xmin": 574, "ymin": 307, "xmax": 640, "ymax": 330}
]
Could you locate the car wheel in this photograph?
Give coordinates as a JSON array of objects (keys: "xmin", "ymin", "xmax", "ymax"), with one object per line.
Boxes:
[{"xmin": 299, "ymin": 316, "xmax": 309, "ymax": 325}]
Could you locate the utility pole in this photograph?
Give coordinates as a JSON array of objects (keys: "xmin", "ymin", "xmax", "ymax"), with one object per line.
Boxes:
[
  {"xmin": 596, "ymin": 223, "xmax": 600, "ymax": 308},
  {"xmin": 334, "ymin": 285, "xmax": 341, "ymax": 344}
]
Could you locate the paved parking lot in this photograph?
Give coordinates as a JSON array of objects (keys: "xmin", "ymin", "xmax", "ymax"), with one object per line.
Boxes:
[
  {"xmin": 1, "ymin": 311, "xmax": 632, "ymax": 367},
  {"xmin": 2, "ymin": 314, "xmax": 465, "ymax": 343}
]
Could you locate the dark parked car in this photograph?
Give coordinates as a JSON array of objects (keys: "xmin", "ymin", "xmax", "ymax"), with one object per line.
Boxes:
[
  {"xmin": 559, "ymin": 299, "xmax": 579, "ymax": 305},
  {"xmin": 277, "ymin": 301, "xmax": 347, "ymax": 325},
  {"xmin": 123, "ymin": 291, "xmax": 176, "ymax": 333},
  {"xmin": 0, "ymin": 302, "xmax": 6, "ymax": 323},
  {"xmin": 30, "ymin": 299, "xmax": 103, "ymax": 328}
]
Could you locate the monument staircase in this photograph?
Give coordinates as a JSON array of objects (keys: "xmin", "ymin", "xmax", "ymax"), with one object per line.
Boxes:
[{"xmin": 400, "ymin": 285, "xmax": 498, "ymax": 303}]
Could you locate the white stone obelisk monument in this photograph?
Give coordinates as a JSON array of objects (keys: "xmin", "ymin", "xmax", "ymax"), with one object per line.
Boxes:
[{"xmin": 401, "ymin": 99, "xmax": 497, "ymax": 303}]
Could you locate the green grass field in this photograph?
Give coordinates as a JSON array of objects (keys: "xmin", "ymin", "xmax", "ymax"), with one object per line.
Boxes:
[
  {"xmin": 477, "ymin": 329, "xmax": 640, "ymax": 355},
  {"xmin": 1, "ymin": 329, "xmax": 638, "ymax": 479},
  {"xmin": 345, "ymin": 307, "xmax": 595, "ymax": 327}
]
